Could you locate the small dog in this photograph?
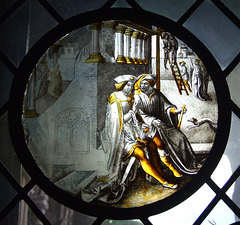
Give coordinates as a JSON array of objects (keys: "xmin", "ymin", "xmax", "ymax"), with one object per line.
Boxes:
[{"xmin": 187, "ymin": 117, "xmax": 217, "ymax": 131}]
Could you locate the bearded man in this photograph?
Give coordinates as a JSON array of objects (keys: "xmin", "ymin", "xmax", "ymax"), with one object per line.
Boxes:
[{"xmin": 133, "ymin": 74, "xmax": 198, "ymax": 176}]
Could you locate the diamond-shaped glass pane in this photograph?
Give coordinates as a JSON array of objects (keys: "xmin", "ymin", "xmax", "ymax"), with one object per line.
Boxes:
[
  {"xmin": 0, "ymin": 0, "xmax": 18, "ymax": 18},
  {"xmin": 0, "ymin": 200, "xmax": 19, "ymax": 225},
  {"xmin": 71, "ymin": 211, "xmax": 97, "ymax": 225},
  {"xmin": 135, "ymin": 0, "xmax": 196, "ymax": 21},
  {"xmin": 201, "ymin": 200, "xmax": 237, "ymax": 225},
  {"xmin": 211, "ymin": 113, "xmax": 240, "ymax": 188},
  {"xmin": 0, "ymin": 113, "xmax": 21, "ymax": 184},
  {"xmin": 0, "ymin": 61, "xmax": 14, "ymax": 108},
  {"xmin": 227, "ymin": 63, "xmax": 240, "ymax": 108},
  {"xmin": 28, "ymin": 185, "xmax": 97, "ymax": 224},
  {"xmin": 221, "ymin": 0, "xmax": 240, "ymax": 20},
  {"xmin": 111, "ymin": 0, "xmax": 132, "ymax": 8},
  {"xmin": 226, "ymin": 176, "xmax": 240, "ymax": 210},
  {"xmin": 149, "ymin": 184, "xmax": 215, "ymax": 225},
  {"xmin": 0, "ymin": 2, "xmax": 28, "ymax": 67},
  {"xmin": 184, "ymin": 0, "xmax": 240, "ymax": 70},
  {"xmin": 20, "ymin": 167, "xmax": 31, "ymax": 187},
  {"xmin": 18, "ymin": 200, "xmax": 45, "ymax": 225},
  {"xmin": 26, "ymin": 0, "xmax": 58, "ymax": 51},
  {"xmin": 0, "ymin": 172, "xmax": 17, "ymax": 211},
  {"xmin": 0, "ymin": 0, "xmax": 58, "ymax": 67},
  {"xmin": 46, "ymin": 0, "xmax": 108, "ymax": 20}
]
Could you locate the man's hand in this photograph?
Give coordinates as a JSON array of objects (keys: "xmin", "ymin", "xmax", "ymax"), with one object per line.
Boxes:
[
  {"xmin": 123, "ymin": 110, "xmax": 134, "ymax": 122},
  {"xmin": 174, "ymin": 107, "xmax": 187, "ymax": 115},
  {"xmin": 132, "ymin": 101, "xmax": 140, "ymax": 112}
]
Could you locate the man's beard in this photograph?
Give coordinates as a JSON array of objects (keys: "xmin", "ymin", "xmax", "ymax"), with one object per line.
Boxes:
[{"xmin": 142, "ymin": 88, "xmax": 153, "ymax": 96}]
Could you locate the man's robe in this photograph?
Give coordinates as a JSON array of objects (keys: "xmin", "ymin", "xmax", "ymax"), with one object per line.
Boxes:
[{"xmin": 134, "ymin": 90, "xmax": 198, "ymax": 174}]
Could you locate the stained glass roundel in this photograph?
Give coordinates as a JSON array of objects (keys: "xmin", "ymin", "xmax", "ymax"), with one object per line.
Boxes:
[{"xmin": 9, "ymin": 11, "xmax": 230, "ymax": 219}]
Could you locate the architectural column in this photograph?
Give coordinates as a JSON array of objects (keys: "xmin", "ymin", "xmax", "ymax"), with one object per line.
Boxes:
[
  {"xmin": 23, "ymin": 67, "xmax": 39, "ymax": 118},
  {"xmin": 85, "ymin": 22, "xmax": 105, "ymax": 63},
  {"xmin": 143, "ymin": 34, "xmax": 149, "ymax": 64},
  {"xmin": 131, "ymin": 31, "xmax": 139, "ymax": 64},
  {"xmin": 124, "ymin": 28, "xmax": 134, "ymax": 64},
  {"xmin": 137, "ymin": 32, "xmax": 144, "ymax": 64},
  {"xmin": 116, "ymin": 25, "xmax": 126, "ymax": 63}
]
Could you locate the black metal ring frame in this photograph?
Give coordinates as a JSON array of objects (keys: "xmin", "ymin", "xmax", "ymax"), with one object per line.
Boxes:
[{"xmin": 8, "ymin": 7, "xmax": 231, "ymax": 220}]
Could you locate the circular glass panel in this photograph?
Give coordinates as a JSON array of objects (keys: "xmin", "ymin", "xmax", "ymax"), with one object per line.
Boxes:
[
  {"xmin": 9, "ymin": 11, "xmax": 230, "ymax": 218},
  {"xmin": 22, "ymin": 21, "xmax": 218, "ymax": 207}
]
